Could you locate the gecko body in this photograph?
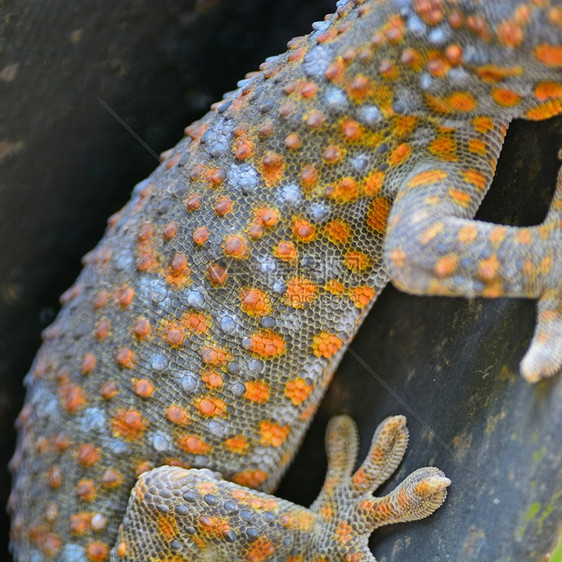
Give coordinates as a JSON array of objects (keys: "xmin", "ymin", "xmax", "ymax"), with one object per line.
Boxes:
[{"xmin": 9, "ymin": 0, "xmax": 561, "ymax": 560}]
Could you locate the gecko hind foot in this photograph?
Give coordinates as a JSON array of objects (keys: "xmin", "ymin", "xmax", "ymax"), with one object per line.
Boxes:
[
  {"xmin": 111, "ymin": 415, "xmax": 449, "ymax": 561},
  {"xmin": 310, "ymin": 415, "xmax": 450, "ymax": 560}
]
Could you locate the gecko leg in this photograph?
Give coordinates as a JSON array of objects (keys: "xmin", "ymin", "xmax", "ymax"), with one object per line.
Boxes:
[
  {"xmin": 385, "ymin": 147, "xmax": 561, "ymax": 382},
  {"xmin": 111, "ymin": 415, "xmax": 449, "ymax": 561}
]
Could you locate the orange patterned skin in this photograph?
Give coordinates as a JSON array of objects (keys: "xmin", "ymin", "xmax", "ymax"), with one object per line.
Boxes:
[{"xmin": 9, "ymin": 0, "xmax": 561, "ymax": 560}]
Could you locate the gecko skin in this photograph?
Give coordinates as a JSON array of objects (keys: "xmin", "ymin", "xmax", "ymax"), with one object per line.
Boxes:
[{"xmin": 9, "ymin": 0, "xmax": 561, "ymax": 560}]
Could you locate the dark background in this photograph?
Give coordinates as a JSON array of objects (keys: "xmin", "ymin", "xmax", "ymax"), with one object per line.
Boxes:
[{"xmin": 1, "ymin": 1, "xmax": 560, "ymax": 559}]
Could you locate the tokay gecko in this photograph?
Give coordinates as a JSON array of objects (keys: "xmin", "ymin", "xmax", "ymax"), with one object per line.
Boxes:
[{"xmin": 9, "ymin": 0, "xmax": 561, "ymax": 560}]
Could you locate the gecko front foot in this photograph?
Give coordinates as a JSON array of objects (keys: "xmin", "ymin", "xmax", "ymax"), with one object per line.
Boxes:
[{"xmin": 111, "ymin": 415, "xmax": 449, "ymax": 561}]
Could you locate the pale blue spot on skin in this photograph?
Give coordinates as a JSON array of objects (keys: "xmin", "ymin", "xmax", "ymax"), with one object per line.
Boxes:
[
  {"xmin": 181, "ymin": 373, "xmax": 200, "ymax": 392},
  {"xmin": 303, "ymin": 45, "xmax": 332, "ymax": 79},
  {"xmin": 187, "ymin": 290, "xmax": 205, "ymax": 309},
  {"xmin": 325, "ymin": 87, "xmax": 349, "ymax": 112},
  {"xmin": 80, "ymin": 408, "xmax": 107, "ymax": 434},
  {"xmin": 309, "ymin": 202, "xmax": 330, "ymax": 223},
  {"xmin": 278, "ymin": 184, "xmax": 301, "ymax": 207},
  {"xmin": 152, "ymin": 431, "xmax": 174, "ymax": 453},
  {"xmin": 358, "ymin": 105, "xmax": 383, "ymax": 125},
  {"xmin": 151, "ymin": 353, "xmax": 168, "ymax": 371},
  {"xmin": 220, "ymin": 315, "xmax": 238, "ymax": 334}
]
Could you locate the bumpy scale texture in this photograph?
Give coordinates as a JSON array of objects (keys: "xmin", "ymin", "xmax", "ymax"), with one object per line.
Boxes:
[{"xmin": 9, "ymin": 0, "xmax": 561, "ymax": 560}]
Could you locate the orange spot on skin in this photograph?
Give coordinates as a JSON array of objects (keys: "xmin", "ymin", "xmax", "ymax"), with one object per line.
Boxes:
[
  {"xmin": 215, "ymin": 196, "xmax": 233, "ymax": 216},
  {"xmin": 244, "ymin": 380, "xmax": 270, "ymax": 403},
  {"xmin": 207, "ymin": 263, "xmax": 228, "ymax": 286},
  {"xmin": 93, "ymin": 290, "xmax": 109, "ymax": 309},
  {"xmin": 367, "ymin": 196, "xmax": 391, "ymax": 233},
  {"xmin": 325, "ymin": 279, "xmax": 344, "ymax": 294},
  {"xmin": 234, "ymin": 139, "xmax": 254, "ymax": 160},
  {"xmin": 388, "ymin": 143, "xmax": 411, "ymax": 166},
  {"xmin": 76, "ymin": 479, "xmax": 97, "ymax": 502},
  {"xmin": 468, "ymin": 138, "xmax": 487, "ymax": 155},
  {"xmin": 46, "ymin": 466, "xmax": 63, "ymax": 489},
  {"xmin": 81, "ymin": 353, "xmax": 96, "ymax": 375},
  {"xmin": 348, "ymin": 74, "xmax": 371, "ymax": 101},
  {"xmin": 133, "ymin": 316, "xmax": 151, "ymax": 339},
  {"xmin": 305, "ymin": 110, "xmax": 325, "ymax": 129},
  {"xmin": 472, "ymin": 116, "xmax": 494, "ymax": 133},
  {"xmin": 492, "ymin": 88, "xmax": 521, "ymax": 107},
  {"xmin": 516, "ymin": 229, "xmax": 532, "ymax": 244},
  {"xmin": 260, "ymin": 421, "xmax": 289, "ymax": 447},
  {"xmin": 156, "ymin": 514, "xmax": 178, "ymax": 544},
  {"xmin": 349, "ymin": 286, "xmax": 375, "ymax": 309},
  {"xmin": 364, "ymin": 170, "xmax": 385, "ymax": 196},
  {"xmin": 479, "ymin": 255, "xmax": 501, "ymax": 281},
  {"xmin": 463, "ymin": 169, "xmax": 487, "ymax": 191},
  {"xmin": 300, "ymin": 165, "xmax": 319, "ymax": 190},
  {"xmin": 112, "ymin": 410, "xmax": 146, "ymax": 440},
  {"xmin": 285, "ymin": 277, "xmax": 318, "ymax": 308},
  {"xmin": 490, "ymin": 226, "xmax": 506, "ymax": 245},
  {"xmin": 419, "ymin": 222, "xmax": 444, "ymax": 245},
  {"xmin": 496, "ymin": 20, "xmax": 524, "ymax": 47},
  {"xmin": 100, "ymin": 381, "xmax": 118, "ymax": 400},
  {"xmin": 254, "ymin": 207, "xmax": 280, "ymax": 228},
  {"xmin": 261, "ymin": 151, "xmax": 285, "ymax": 187},
  {"xmin": 185, "ymin": 193, "xmax": 202, "ymax": 211},
  {"xmin": 241, "ymin": 287, "xmax": 271, "ymax": 316},
  {"xmin": 458, "ymin": 224, "xmax": 478, "ymax": 244},
  {"xmin": 325, "ymin": 219, "xmax": 351, "ymax": 245},
  {"xmin": 534, "ymin": 44, "xmax": 562, "ymax": 66},
  {"xmin": 274, "ymin": 241, "xmax": 298, "ymax": 262},
  {"xmin": 88, "ymin": 541, "xmax": 109, "ymax": 561},
  {"xmin": 133, "ymin": 379, "xmax": 154, "ymax": 398},
  {"xmin": 59, "ymin": 378, "xmax": 87, "ymax": 414},
  {"xmin": 322, "ymin": 144, "xmax": 344, "ymax": 164},
  {"xmin": 534, "ymin": 82, "xmax": 562, "ymax": 101},
  {"xmin": 196, "ymin": 396, "xmax": 227, "ymax": 417},
  {"xmin": 94, "ymin": 318, "xmax": 110, "ymax": 340},
  {"xmin": 201, "ymin": 369, "xmax": 223, "ymax": 389},
  {"xmin": 435, "ymin": 254, "xmax": 458, "ymax": 278},
  {"xmin": 407, "ymin": 169, "xmax": 448, "ymax": 188},
  {"xmin": 162, "ymin": 323, "xmax": 185, "ymax": 346},
  {"xmin": 328, "ymin": 176, "xmax": 359, "ymax": 202},
  {"xmin": 340, "ymin": 119, "xmax": 362, "ymax": 141},
  {"xmin": 426, "ymin": 91, "xmax": 477, "ymax": 113},
  {"xmin": 201, "ymin": 346, "xmax": 229, "ymax": 367},
  {"xmin": 193, "ymin": 226, "xmax": 209, "ymax": 245},
  {"xmin": 285, "ymin": 377, "xmax": 314, "ymax": 406},
  {"xmin": 475, "ymin": 64, "xmax": 522, "ymax": 84},
  {"xmin": 167, "ymin": 405, "xmax": 189, "ymax": 426},
  {"xmin": 525, "ymin": 99, "xmax": 562, "ymax": 120},
  {"xmin": 312, "ymin": 332, "xmax": 343, "ymax": 358},
  {"xmin": 116, "ymin": 285, "xmax": 134, "ymax": 307},
  {"xmin": 292, "ymin": 217, "xmax": 316, "ymax": 242},
  {"xmin": 429, "ymin": 135, "xmax": 457, "ymax": 161},
  {"xmin": 301, "ymin": 81, "xmax": 318, "ymax": 98},
  {"xmin": 165, "ymin": 253, "xmax": 191, "ymax": 288},
  {"xmin": 344, "ymin": 250, "xmax": 371, "ymax": 272},
  {"xmin": 278, "ymin": 102, "xmax": 295, "ymax": 118},
  {"xmin": 177, "ymin": 434, "xmax": 211, "ymax": 455},
  {"xmin": 232, "ymin": 470, "xmax": 268, "ymax": 488},
  {"xmin": 336, "ymin": 520, "xmax": 354, "ymax": 546},
  {"xmin": 224, "ymin": 435, "xmax": 248, "ymax": 454},
  {"xmin": 285, "ymin": 133, "xmax": 302, "ymax": 150},
  {"xmin": 70, "ymin": 513, "xmax": 91, "ymax": 535},
  {"xmin": 224, "ymin": 234, "xmax": 249, "ymax": 258},
  {"xmin": 448, "ymin": 189, "xmax": 471, "ymax": 207},
  {"xmin": 246, "ymin": 331, "xmax": 285, "ymax": 358},
  {"xmin": 245, "ymin": 536, "xmax": 276, "ymax": 562},
  {"xmin": 78, "ymin": 444, "xmax": 101, "ymax": 467},
  {"xmin": 325, "ymin": 58, "xmax": 345, "ymax": 81},
  {"xmin": 116, "ymin": 347, "xmax": 135, "ymax": 369}
]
